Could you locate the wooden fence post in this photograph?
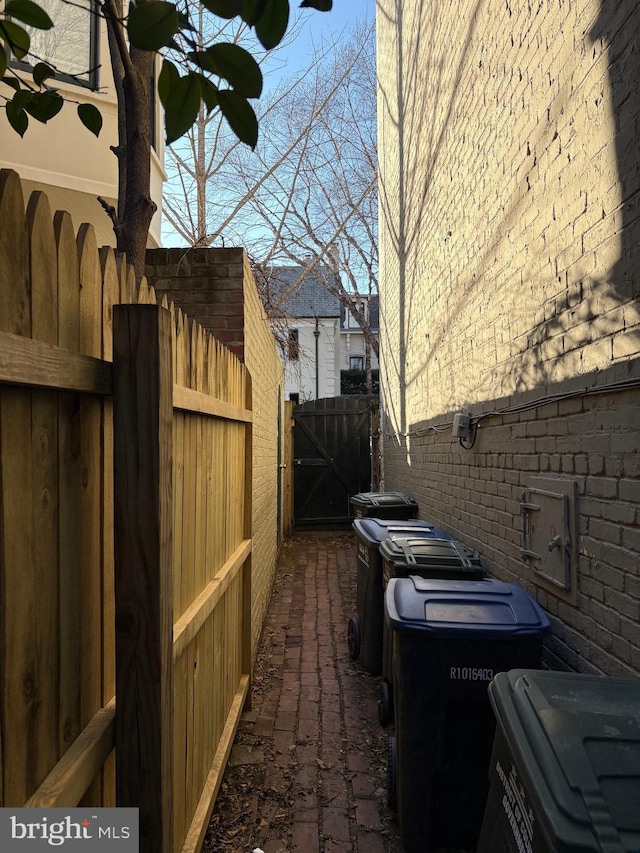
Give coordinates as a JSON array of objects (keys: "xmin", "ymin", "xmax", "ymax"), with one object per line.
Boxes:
[{"xmin": 113, "ymin": 304, "xmax": 173, "ymax": 853}]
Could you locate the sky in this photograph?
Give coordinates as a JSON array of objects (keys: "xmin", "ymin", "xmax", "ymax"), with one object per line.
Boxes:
[
  {"xmin": 161, "ymin": 0, "xmax": 376, "ymax": 247},
  {"xmin": 276, "ymin": 0, "xmax": 375, "ymax": 76}
]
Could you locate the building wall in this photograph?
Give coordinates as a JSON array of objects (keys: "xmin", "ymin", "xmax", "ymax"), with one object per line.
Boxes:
[
  {"xmin": 146, "ymin": 247, "xmax": 285, "ymax": 658},
  {"xmin": 284, "ymin": 318, "xmax": 340, "ymax": 402},
  {"xmin": 377, "ymin": 0, "xmax": 640, "ymax": 676},
  {"xmin": 0, "ymin": 19, "xmax": 164, "ymax": 245},
  {"xmin": 339, "ymin": 332, "xmax": 380, "ymax": 372}
]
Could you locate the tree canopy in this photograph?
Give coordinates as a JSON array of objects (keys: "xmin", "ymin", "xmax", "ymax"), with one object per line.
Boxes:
[{"xmin": 0, "ymin": 0, "xmax": 333, "ymax": 271}]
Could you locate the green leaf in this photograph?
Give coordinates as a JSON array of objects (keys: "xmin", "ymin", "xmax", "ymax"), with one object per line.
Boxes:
[
  {"xmin": 127, "ymin": 2, "xmax": 181, "ymax": 51},
  {"xmin": 163, "ymin": 72, "xmax": 201, "ymax": 144},
  {"xmin": 3, "ymin": 76, "xmax": 21, "ymax": 91},
  {"xmin": 193, "ymin": 43, "xmax": 262, "ymax": 98},
  {"xmin": 0, "ymin": 19, "xmax": 31, "ymax": 60},
  {"xmin": 11, "ymin": 87, "xmax": 32, "ymax": 110},
  {"xmin": 158, "ymin": 58, "xmax": 180, "ymax": 106},
  {"xmin": 33, "ymin": 61, "xmax": 55, "ymax": 86},
  {"xmin": 6, "ymin": 98, "xmax": 28, "ymax": 136},
  {"xmin": 199, "ymin": 0, "xmax": 244, "ymax": 18},
  {"xmin": 241, "ymin": 0, "xmax": 267, "ymax": 24},
  {"xmin": 195, "ymin": 74, "xmax": 218, "ymax": 112},
  {"xmin": 0, "ymin": 44, "xmax": 7, "ymax": 79},
  {"xmin": 254, "ymin": 0, "xmax": 289, "ymax": 50},
  {"xmin": 217, "ymin": 89, "xmax": 258, "ymax": 148},
  {"xmin": 5, "ymin": 0, "xmax": 53, "ymax": 29},
  {"xmin": 77, "ymin": 102, "xmax": 102, "ymax": 136},
  {"xmin": 300, "ymin": 0, "xmax": 332, "ymax": 9},
  {"xmin": 25, "ymin": 89, "xmax": 63, "ymax": 122}
]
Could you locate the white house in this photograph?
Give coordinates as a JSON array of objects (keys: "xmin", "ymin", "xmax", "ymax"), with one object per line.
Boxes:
[{"xmin": 265, "ymin": 264, "xmax": 379, "ymax": 402}]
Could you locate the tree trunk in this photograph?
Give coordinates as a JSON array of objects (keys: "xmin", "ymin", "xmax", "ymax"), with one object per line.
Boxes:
[
  {"xmin": 104, "ymin": 3, "xmax": 156, "ymax": 277},
  {"xmin": 118, "ymin": 47, "xmax": 157, "ymax": 275}
]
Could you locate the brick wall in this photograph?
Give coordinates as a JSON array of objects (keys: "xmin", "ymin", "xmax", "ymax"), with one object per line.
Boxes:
[
  {"xmin": 377, "ymin": 0, "xmax": 640, "ymax": 675},
  {"xmin": 146, "ymin": 247, "xmax": 285, "ymax": 658}
]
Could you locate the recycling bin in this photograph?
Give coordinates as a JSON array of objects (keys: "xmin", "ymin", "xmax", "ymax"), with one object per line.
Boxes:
[
  {"xmin": 348, "ymin": 519, "xmax": 451, "ymax": 676},
  {"xmin": 385, "ymin": 576, "xmax": 550, "ymax": 853},
  {"xmin": 478, "ymin": 669, "xmax": 640, "ymax": 853},
  {"xmin": 377, "ymin": 536, "xmax": 487, "ymax": 725},
  {"xmin": 350, "ymin": 491, "xmax": 419, "ymax": 520}
]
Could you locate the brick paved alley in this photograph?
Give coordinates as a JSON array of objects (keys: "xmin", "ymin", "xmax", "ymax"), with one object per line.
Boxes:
[{"xmin": 202, "ymin": 532, "xmax": 405, "ymax": 853}]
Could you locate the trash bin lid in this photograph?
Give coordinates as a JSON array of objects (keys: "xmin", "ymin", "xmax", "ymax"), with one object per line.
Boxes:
[
  {"xmin": 489, "ymin": 669, "xmax": 640, "ymax": 850},
  {"xmin": 352, "ymin": 518, "xmax": 451, "ymax": 547},
  {"xmin": 380, "ymin": 536, "xmax": 484, "ymax": 575},
  {"xmin": 384, "ymin": 576, "xmax": 551, "ymax": 638},
  {"xmin": 350, "ymin": 491, "xmax": 419, "ymax": 510}
]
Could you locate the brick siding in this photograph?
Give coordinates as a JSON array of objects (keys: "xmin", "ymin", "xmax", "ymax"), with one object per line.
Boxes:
[{"xmin": 377, "ymin": 0, "xmax": 640, "ymax": 675}]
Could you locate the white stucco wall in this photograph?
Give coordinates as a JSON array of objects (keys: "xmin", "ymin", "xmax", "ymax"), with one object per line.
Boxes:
[
  {"xmin": 0, "ymin": 17, "xmax": 164, "ymax": 245},
  {"xmin": 284, "ymin": 318, "xmax": 340, "ymax": 401}
]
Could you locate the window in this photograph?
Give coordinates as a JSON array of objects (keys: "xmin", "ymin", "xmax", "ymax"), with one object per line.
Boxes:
[
  {"xmin": 349, "ymin": 356, "xmax": 364, "ymax": 370},
  {"xmin": 344, "ymin": 299, "xmax": 367, "ymax": 330},
  {"xmin": 287, "ymin": 329, "xmax": 299, "ymax": 361},
  {"xmin": 18, "ymin": 0, "xmax": 99, "ymax": 88}
]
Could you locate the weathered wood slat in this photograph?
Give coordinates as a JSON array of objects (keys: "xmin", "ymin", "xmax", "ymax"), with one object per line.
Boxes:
[
  {"xmin": 25, "ymin": 698, "xmax": 116, "ymax": 808},
  {"xmin": 0, "ymin": 331, "xmax": 112, "ymax": 394}
]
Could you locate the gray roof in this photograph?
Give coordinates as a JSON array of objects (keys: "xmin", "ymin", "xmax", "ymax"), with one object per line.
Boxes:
[{"xmin": 266, "ymin": 266, "xmax": 341, "ymax": 319}]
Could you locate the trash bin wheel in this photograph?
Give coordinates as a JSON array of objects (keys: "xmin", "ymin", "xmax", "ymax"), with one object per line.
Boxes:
[
  {"xmin": 377, "ymin": 679, "xmax": 393, "ymax": 726},
  {"xmin": 347, "ymin": 616, "xmax": 361, "ymax": 660},
  {"xmin": 387, "ymin": 735, "xmax": 397, "ymax": 810}
]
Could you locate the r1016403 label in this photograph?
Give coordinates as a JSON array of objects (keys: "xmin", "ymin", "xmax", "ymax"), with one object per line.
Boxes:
[{"xmin": 450, "ymin": 667, "xmax": 494, "ymax": 681}]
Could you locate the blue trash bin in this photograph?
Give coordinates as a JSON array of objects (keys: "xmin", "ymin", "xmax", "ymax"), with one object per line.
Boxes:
[
  {"xmin": 348, "ymin": 518, "xmax": 451, "ymax": 676},
  {"xmin": 378, "ymin": 536, "xmax": 487, "ymax": 726},
  {"xmin": 350, "ymin": 491, "xmax": 419, "ymax": 520},
  {"xmin": 385, "ymin": 575, "xmax": 550, "ymax": 853}
]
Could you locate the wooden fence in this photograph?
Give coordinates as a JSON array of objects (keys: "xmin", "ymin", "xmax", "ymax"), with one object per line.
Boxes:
[{"xmin": 0, "ymin": 169, "xmax": 253, "ymax": 853}]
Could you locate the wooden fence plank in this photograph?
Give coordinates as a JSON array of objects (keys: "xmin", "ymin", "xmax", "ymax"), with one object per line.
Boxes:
[
  {"xmin": 0, "ymin": 169, "xmax": 35, "ymax": 806},
  {"xmin": 55, "ymin": 210, "xmax": 83, "ymax": 762},
  {"xmin": 25, "ymin": 698, "xmax": 116, "ymax": 809},
  {"xmin": 113, "ymin": 304, "xmax": 174, "ymax": 853},
  {"xmin": 172, "ymin": 539, "xmax": 252, "ymax": 660},
  {"xmin": 0, "ymin": 331, "xmax": 112, "ymax": 393},
  {"xmin": 179, "ymin": 677, "xmax": 249, "ymax": 853},
  {"xmin": 0, "ymin": 170, "xmax": 30, "ymax": 337},
  {"xmin": 100, "ymin": 246, "xmax": 119, "ymax": 807},
  {"xmin": 27, "ymin": 191, "xmax": 60, "ymax": 792},
  {"xmin": 77, "ymin": 224, "xmax": 104, "ymax": 804}
]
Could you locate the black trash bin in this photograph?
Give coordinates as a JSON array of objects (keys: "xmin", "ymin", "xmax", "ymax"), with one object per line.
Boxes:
[
  {"xmin": 348, "ymin": 519, "xmax": 451, "ymax": 675},
  {"xmin": 350, "ymin": 491, "xmax": 419, "ymax": 520},
  {"xmin": 377, "ymin": 536, "xmax": 487, "ymax": 725},
  {"xmin": 385, "ymin": 576, "xmax": 550, "ymax": 853},
  {"xmin": 478, "ymin": 669, "xmax": 640, "ymax": 853}
]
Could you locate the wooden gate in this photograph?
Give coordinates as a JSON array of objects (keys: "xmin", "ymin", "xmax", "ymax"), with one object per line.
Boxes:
[{"xmin": 293, "ymin": 396, "xmax": 375, "ymax": 526}]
